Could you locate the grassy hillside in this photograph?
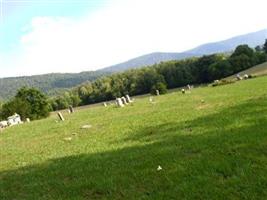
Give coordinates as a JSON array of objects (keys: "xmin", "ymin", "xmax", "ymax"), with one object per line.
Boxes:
[
  {"xmin": 226, "ymin": 61, "xmax": 267, "ymax": 80},
  {"xmin": 1, "ymin": 76, "xmax": 267, "ymax": 199},
  {"xmin": 0, "ymin": 71, "xmax": 108, "ymax": 101}
]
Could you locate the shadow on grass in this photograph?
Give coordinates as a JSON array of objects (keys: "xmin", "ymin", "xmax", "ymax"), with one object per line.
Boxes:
[{"xmin": 1, "ymin": 96, "xmax": 267, "ymax": 200}]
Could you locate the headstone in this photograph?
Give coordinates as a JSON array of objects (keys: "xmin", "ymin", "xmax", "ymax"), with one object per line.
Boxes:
[
  {"xmin": 156, "ymin": 90, "xmax": 160, "ymax": 96},
  {"xmin": 63, "ymin": 137, "xmax": 72, "ymax": 141},
  {"xmin": 181, "ymin": 89, "xmax": 185, "ymax": 94},
  {"xmin": 121, "ymin": 97, "xmax": 128, "ymax": 105},
  {"xmin": 103, "ymin": 102, "xmax": 107, "ymax": 107},
  {"xmin": 187, "ymin": 84, "xmax": 191, "ymax": 90},
  {"xmin": 116, "ymin": 98, "xmax": 124, "ymax": 107},
  {"xmin": 81, "ymin": 125, "xmax": 92, "ymax": 129},
  {"xmin": 26, "ymin": 118, "xmax": 30, "ymax": 123},
  {"xmin": 57, "ymin": 112, "xmax": 65, "ymax": 121},
  {"xmin": 243, "ymin": 74, "xmax": 249, "ymax": 79},
  {"xmin": 69, "ymin": 105, "xmax": 74, "ymax": 113},
  {"xmin": 0, "ymin": 121, "xmax": 8, "ymax": 128},
  {"xmin": 236, "ymin": 74, "xmax": 242, "ymax": 80},
  {"xmin": 125, "ymin": 95, "xmax": 133, "ymax": 103},
  {"xmin": 157, "ymin": 165, "xmax": 162, "ymax": 171}
]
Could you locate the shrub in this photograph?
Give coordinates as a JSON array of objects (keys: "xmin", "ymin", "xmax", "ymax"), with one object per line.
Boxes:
[
  {"xmin": 1, "ymin": 87, "xmax": 50, "ymax": 120},
  {"xmin": 150, "ymin": 82, "xmax": 168, "ymax": 95}
]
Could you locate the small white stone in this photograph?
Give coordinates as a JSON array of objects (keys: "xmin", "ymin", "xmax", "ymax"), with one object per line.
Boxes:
[
  {"xmin": 81, "ymin": 125, "xmax": 92, "ymax": 129},
  {"xmin": 63, "ymin": 137, "xmax": 72, "ymax": 141},
  {"xmin": 157, "ymin": 165, "xmax": 162, "ymax": 171}
]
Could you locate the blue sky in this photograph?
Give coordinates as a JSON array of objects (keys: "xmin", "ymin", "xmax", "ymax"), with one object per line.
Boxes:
[
  {"xmin": 0, "ymin": 0, "xmax": 267, "ymax": 77},
  {"xmin": 0, "ymin": 0, "xmax": 106, "ymax": 51}
]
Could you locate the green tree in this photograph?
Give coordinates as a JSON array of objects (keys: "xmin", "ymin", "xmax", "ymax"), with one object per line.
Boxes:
[
  {"xmin": 208, "ymin": 60, "xmax": 233, "ymax": 80},
  {"xmin": 151, "ymin": 82, "xmax": 167, "ymax": 95},
  {"xmin": 231, "ymin": 45, "xmax": 254, "ymax": 58},
  {"xmin": 1, "ymin": 87, "xmax": 50, "ymax": 120},
  {"xmin": 229, "ymin": 45, "xmax": 255, "ymax": 72},
  {"xmin": 1, "ymin": 98, "xmax": 31, "ymax": 120}
]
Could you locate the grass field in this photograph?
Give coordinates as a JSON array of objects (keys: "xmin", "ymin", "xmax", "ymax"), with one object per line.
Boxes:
[
  {"xmin": 226, "ymin": 61, "xmax": 267, "ymax": 80},
  {"xmin": 1, "ymin": 76, "xmax": 267, "ymax": 199}
]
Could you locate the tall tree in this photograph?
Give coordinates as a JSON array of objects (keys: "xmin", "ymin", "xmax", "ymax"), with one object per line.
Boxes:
[{"xmin": 1, "ymin": 87, "xmax": 50, "ymax": 120}]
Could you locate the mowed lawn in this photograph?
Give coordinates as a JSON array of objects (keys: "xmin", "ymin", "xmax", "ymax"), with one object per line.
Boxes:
[{"xmin": 1, "ymin": 76, "xmax": 267, "ymax": 200}]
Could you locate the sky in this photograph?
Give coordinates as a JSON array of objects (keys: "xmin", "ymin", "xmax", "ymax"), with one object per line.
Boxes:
[{"xmin": 0, "ymin": 0, "xmax": 267, "ymax": 78}]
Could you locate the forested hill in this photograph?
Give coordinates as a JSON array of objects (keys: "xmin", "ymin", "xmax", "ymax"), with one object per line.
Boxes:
[
  {"xmin": 100, "ymin": 29, "xmax": 267, "ymax": 72},
  {"xmin": 0, "ymin": 71, "xmax": 108, "ymax": 101}
]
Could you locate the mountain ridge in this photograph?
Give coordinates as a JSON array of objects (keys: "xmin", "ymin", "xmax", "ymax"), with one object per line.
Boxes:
[{"xmin": 100, "ymin": 29, "xmax": 267, "ymax": 72}]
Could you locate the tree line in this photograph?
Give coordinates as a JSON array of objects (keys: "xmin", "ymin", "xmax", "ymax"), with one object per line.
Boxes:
[
  {"xmin": 0, "ymin": 41, "xmax": 266, "ymax": 120},
  {"xmin": 0, "ymin": 71, "xmax": 108, "ymax": 101},
  {"xmin": 50, "ymin": 41, "xmax": 267, "ymax": 110}
]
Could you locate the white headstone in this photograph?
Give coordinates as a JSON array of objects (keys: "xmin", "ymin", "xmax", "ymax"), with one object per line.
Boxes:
[
  {"xmin": 156, "ymin": 90, "xmax": 160, "ymax": 96},
  {"xmin": 103, "ymin": 102, "xmax": 107, "ymax": 107},
  {"xmin": 187, "ymin": 84, "xmax": 191, "ymax": 90},
  {"xmin": 121, "ymin": 97, "xmax": 128, "ymax": 105},
  {"xmin": 236, "ymin": 74, "xmax": 242, "ymax": 80},
  {"xmin": 69, "ymin": 105, "xmax": 74, "ymax": 113},
  {"xmin": 57, "ymin": 112, "xmax": 65, "ymax": 121},
  {"xmin": 243, "ymin": 74, "xmax": 249, "ymax": 79},
  {"xmin": 116, "ymin": 98, "xmax": 124, "ymax": 107},
  {"xmin": 0, "ymin": 121, "xmax": 8, "ymax": 128},
  {"xmin": 125, "ymin": 95, "xmax": 133, "ymax": 103}
]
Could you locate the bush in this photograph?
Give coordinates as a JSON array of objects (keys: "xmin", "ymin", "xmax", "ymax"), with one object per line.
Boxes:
[
  {"xmin": 150, "ymin": 82, "xmax": 168, "ymax": 95},
  {"xmin": 1, "ymin": 87, "xmax": 50, "ymax": 120}
]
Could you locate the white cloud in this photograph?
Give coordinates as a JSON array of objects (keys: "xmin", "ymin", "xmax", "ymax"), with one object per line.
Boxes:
[{"xmin": 2, "ymin": 0, "xmax": 267, "ymax": 77}]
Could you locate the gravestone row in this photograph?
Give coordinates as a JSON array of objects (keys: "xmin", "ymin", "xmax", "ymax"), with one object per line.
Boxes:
[{"xmin": 116, "ymin": 95, "xmax": 133, "ymax": 107}]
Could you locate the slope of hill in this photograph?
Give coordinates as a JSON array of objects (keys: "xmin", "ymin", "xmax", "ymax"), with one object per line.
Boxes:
[
  {"xmin": 0, "ymin": 71, "xmax": 108, "ymax": 101},
  {"xmin": 1, "ymin": 76, "xmax": 267, "ymax": 199},
  {"xmin": 101, "ymin": 29, "xmax": 267, "ymax": 72},
  {"xmin": 225, "ymin": 61, "xmax": 267, "ymax": 80},
  {"xmin": 100, "ymin": 52, "xmax": 199, "ymax": 72},
  {"xmin": 186, "ymin": 29, "xmax": 267, "ymax": 55}
]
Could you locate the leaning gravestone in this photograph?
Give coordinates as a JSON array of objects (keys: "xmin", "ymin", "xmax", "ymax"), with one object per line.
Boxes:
[
  {"xmin": 121, "ymin": 97, "xmax": 128, "ymax": 105},
  {"xmin": 187, "ymin": 84, "xmax": 191, "ymax": 90},
  {"xmin": 116, "ymin": 98, "xmax": 124, "ymax": 107},
  {"xmin": 103, "ymin": 102, "xmax": 107, "ymax": 107},
  {"xmin": 156, "ymin": 90, "xmax": 160, "ymax": 96},
  {"xmin": 125, "ymin": 95, "xmax": 133, "ymax": 103},
  {"xmin": 57, "ymin": 112, "xmax": 65, "ymax": 121},
  {"xmin": 69, "ymin": 105, "xmax": 74, "ymax": 113}
]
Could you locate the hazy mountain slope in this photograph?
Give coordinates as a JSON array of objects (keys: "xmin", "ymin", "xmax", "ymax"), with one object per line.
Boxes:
[
  {"xmin": 186, "ymin": 29, "xmax": 267, "ymax": 55},
  {"xmin": 0, "ymin": 71, "xmax": 108, "ymax": 101},
  {"xmin": 100, "ymin": 52, "xmax": 200, "ymax": 72},
  {"xmin": 101, "ymin": 29, "xmax": 267, "ymax": 72}
]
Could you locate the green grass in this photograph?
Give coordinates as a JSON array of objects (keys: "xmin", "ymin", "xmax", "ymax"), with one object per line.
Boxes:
[
  {"xmin": 1, "ymin": 76, "xmax": 267, "ymax": 199},
  {"xmin": 226, "ymin": 61, "xmax": 267, "ymax": 80}
]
